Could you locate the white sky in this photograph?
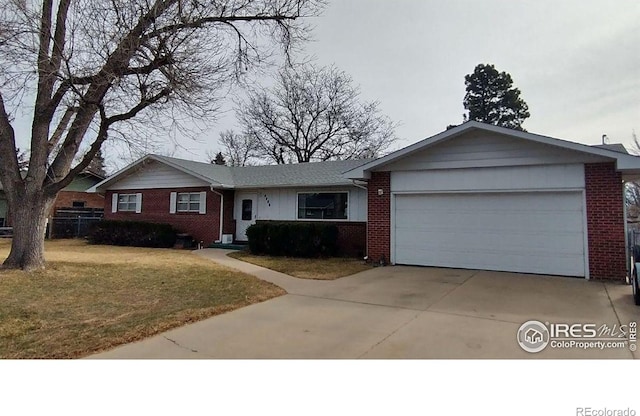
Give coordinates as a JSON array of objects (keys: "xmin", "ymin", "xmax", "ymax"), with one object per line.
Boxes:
[
  {"xmin": 177, "ymin": 0, "xmax": 640, "ymax": 163},
  {"xmin": 11, "ymin": 0, "xmax": 640, "ymax": 168}
]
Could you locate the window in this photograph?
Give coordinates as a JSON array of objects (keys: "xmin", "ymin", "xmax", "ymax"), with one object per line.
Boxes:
[
  {"xmin": 297, "ymin": 192, "xmax": 348, "ymax": 220},
  {"xmin": 241, "ymin": 199, "xmax": 253, "ymax": 221},
  {"xmin": 72, "ymin": 201, "xmax": 85, "ymax": 208},
  {"xmin": 118, "ymin": 194, "xmax": 138, "ymax": 212},
  {"xmin": 177, "ymin": 192, "xmax": 201, "ymax": 212}
]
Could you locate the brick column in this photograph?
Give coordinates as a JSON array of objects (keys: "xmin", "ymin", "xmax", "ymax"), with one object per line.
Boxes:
[
  {"xmin": 367, "ymin": 171, "xmax": 391, "ymax": 263},
  {"xmin": 584, "ymin": 163, "xmax": 626, "ymax": 281}
]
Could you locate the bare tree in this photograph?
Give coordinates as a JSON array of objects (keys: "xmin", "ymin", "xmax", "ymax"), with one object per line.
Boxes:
[
  {"xmin": 0, "ymin": 0, "xmax": 324, "ymax": 270},
  {"xmin": 627, "ymin": 131, "xmax": 640, "ymax": 221},
  {"xmin": 218, "ymin": 129, "xmax": 259, "ymax": 166},
  {"xmin": 236, "ymin": 64, "xmax": 397, "ymax": 164}
]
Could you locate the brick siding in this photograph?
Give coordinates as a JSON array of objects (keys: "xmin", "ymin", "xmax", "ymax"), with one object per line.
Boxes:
[
  {"xmin": 104, "ymin": 187, "xmax": 225, "ymax": 245},
  {"xmin": 584, "ymin": 163, "xmax": 626, "ymax": 281},
  {"xmin": 367, "ymin": 171, "xmax": 391, "ymax": 263},
  {"xmin": 52, "ymin": 191, "xmax": 105, "ymax": 211}
]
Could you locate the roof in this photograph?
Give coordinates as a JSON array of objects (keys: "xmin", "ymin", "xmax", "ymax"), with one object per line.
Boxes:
[
  {"xmin": 592, "ymin": 143, "xmax": 629, "ymax": 154},
  {"xmin": 90, "ymin": 155, "xmax": 373, "ymax": 192},
  {"xmin": 343, "ymin": 121, "xmax": 640, "ymax": 179},
  {"xmin": 229, "ymin": 159, "xmax": 372, "ymax": 188},
  {"xmin": 1, "ymin": 170, "xmax": 103, "ymax": 192}
]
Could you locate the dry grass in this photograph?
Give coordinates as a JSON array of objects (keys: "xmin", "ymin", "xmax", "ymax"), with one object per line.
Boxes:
[
  {"xmin": 0, "ymin": 239, "xmax": 284, "ymax": 359},
  {"xmin": 227, "ymin": 251, "xmax": 372, "ymax": 280}
]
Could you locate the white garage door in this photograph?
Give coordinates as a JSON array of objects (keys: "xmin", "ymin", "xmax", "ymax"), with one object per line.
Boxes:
[{"xmin": 393, "ymin": 192, "xmax": 586, "ymax": 276}]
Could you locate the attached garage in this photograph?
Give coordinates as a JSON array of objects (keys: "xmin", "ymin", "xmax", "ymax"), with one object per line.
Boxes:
[
  {"xmin": 393, "ymin": 191, "xmax": 586, "ymax": 276},
  {"xmin": 344, "ymin": 121, "xmax": 640, "ymax": 281}
]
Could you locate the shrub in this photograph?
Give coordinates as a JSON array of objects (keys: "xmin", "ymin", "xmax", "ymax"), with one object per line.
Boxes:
[
  {"xmin": 88, "ymin": 220, "xmax": 177, "ymax": 248},
  {"xmin": 246, "ymin": 222, "xmax": 338, "ymax": 257}
]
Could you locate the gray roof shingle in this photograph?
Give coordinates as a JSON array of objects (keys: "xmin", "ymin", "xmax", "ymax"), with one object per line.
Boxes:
[{"xmin": 153, "ymin": 155, "xmax": 372, "ymax": 188}]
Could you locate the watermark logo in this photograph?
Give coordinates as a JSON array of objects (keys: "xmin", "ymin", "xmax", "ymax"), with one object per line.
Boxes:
[
  {"xmin": 517, "ymin": 320, "xmax": 550, "ymax": 353},
  {"xmin": 517, "ymin": 320, "xmax": 637, "ymax": 353}
]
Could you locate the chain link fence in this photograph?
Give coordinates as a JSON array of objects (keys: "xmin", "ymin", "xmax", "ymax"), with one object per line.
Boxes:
[{"xmin": 48, "ymin": 216, "xmax": 103, "ymax": 239}]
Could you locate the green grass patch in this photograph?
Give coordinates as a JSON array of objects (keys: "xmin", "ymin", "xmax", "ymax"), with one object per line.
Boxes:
[{"xmin": 228, "ymin": 251, "xmax": 372, "ymax": 280}]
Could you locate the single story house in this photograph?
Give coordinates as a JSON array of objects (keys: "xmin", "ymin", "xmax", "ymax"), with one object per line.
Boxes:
[
  {"xmin": 90, "ymin": 121, "xmax": 640, "ymax": 281},
  {"xmin": 90, "ymin": 156, "xmax": 370, "ymax": 256}
]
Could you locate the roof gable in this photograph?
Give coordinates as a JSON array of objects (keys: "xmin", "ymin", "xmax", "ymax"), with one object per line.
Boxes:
[
  {"xmin": 344, "ymin": 121, "xmax": 640, "ymax": 179},
  {"xmin": 382, "ymin": 129, "xmax": 611, "ymax": 172},
  {"xmin": 104, "ymin": 159, "xmax": 211, "ymax": 190}
]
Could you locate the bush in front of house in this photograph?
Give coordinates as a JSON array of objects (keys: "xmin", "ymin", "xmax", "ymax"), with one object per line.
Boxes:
[
  {"xmin": 88, "ymin": 220, "xmax": 177, "ymax": 248},
  {"xmin": 246, "ymin": 222, "xmax": 339, "ymax": 257}
]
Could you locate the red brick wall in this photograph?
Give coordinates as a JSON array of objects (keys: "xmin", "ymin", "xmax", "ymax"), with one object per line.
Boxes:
[
  {"xmin": 584, "ymin": 163, "xmax": 626, "ymax": 281},
  {"xmin": 104, "ymin": 187, "xmax": 223, "ymax": 244},
  {"xmin": 52, "ymin": 191, "xmax": 105, "ymax": 210},
  {"xmin": 367, "ymin": 171, "xmax": 390, "ymax": 263}
]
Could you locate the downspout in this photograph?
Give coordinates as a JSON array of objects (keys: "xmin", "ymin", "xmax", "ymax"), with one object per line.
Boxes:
[
  {"xmin": 623, "ymin": 180, "xmax": 630, "ymax": 280},
  {"xmin": 210, "ymin": 185, "xmax": 224, "ymax": 243},
  {"xmin": 351, "ymin": 179, "xmax": 368, "ymax": 191},
  {"xmin": 352, "ymin": 179, "xmax": 369, "ymax": 260}
]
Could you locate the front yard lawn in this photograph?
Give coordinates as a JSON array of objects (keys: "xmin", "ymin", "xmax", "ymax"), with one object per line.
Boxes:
[
  {"xmin": 227, "ymin": 251, "xmax": 372, "ymax": 280},
  {"xmin": 0, "ymin": 239, "xmax": 284, "ymax": 359}
]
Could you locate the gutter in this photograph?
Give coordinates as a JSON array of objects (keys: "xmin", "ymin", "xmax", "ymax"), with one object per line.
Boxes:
[{"xmin": 351, "ymin": 179, "xmax": 368, "ymax": 190}]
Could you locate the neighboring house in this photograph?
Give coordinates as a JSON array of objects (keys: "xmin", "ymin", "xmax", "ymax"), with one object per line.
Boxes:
[
  {"xmin": 90, "ymin": 158, "xmax": 369, "ymax": 256},
  {"xmin": 90, "ymin": 121, "xmax": 640, "ymax": 281},
  {"xmin": 0, "ymin": 172, "xmax": 104, "ymax": 227},
  {"xmin": 50, "ymin": 171, "xmax": 105, "ymax": 213}
]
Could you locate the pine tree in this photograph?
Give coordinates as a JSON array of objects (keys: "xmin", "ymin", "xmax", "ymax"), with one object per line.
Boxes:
[
  {"xmin": 212, "ymin": 151, "xmax": 226, "ymax": 166},
  {"xmin": 86, "ymin": 149, "xmax": 107, "ymax": 177},
  {"xmin": 463, "ymin": 63, "xmax": 530, "ymax": 131}
]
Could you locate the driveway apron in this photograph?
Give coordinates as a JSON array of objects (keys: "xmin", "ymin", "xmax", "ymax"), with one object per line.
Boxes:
[{"xmin": 90, "ymin": 249, "xmax": 636, "ymax": 359}]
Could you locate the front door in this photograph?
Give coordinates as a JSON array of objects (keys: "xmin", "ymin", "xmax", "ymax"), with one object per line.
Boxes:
[{"xmin": 236, "ymin": 193, "xmax": 257, "ymax": 241}]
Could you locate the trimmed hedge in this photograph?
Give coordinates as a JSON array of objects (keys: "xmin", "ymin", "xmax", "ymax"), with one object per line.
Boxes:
[
  {"xmin": 246, "ymin": 222, "xmax": 339, "ymax": 257},
  {"xmin": 88, "ymin": 220, "xmax": 177, "ymax": 248}
]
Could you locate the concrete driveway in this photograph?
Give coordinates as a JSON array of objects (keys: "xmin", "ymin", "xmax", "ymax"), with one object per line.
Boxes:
[{"xmin": 92, "ymin": 250, "xmax": 639, "ymax": 359}]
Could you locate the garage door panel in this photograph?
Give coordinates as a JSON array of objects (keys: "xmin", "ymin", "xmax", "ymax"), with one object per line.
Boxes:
[
  {"xmin": 395, "ymin": 212, "xmax": 583, "ymax": 233},
  {"xmin": 394, "ymin": 228, "xmax": 584, "ymax": 254},
  {"xmin": 393, "ymin": 192, "xmax": 585, "ymax": 277},
  {"xmin": 395, "ymin": 246, "xmax": 584, "ymax": 276}
]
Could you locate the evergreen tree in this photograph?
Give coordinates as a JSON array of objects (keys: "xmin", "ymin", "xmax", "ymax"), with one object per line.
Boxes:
[
  {"xmin": 86, "ymin": 149, "xmax": 107, "ymax": 177},
  {"xmin": 463, "ymin": 63, "xmax": 530, "ymax": 131},
  {"xmin": 212, "ymin": 152, "xmax": 226, "ymax": 166}
]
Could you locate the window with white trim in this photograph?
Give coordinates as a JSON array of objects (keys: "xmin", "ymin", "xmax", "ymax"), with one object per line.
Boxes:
[
  {"xmin": 177, "ymin": 192, "xmax": 201, "ymax": 212},
  {"xmin": 118, "ymin": 194, "xmax": 138, "ymax": 212},
  {"xmin": 297, "ymin": 192, "xmax": 348, "ymax": 220}
]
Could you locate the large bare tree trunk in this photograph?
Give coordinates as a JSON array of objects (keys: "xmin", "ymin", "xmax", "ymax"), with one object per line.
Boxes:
[
  {"xmin": 0, "ymin": 0, "xmax": 322, "ymax": 271},
  {"xmin": 3, "ymin": 195, "xmax": 53, "ymax": 271}
]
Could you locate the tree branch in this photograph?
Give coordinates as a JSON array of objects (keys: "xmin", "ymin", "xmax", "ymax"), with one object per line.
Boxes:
[
  {"xmin": 50, "ymin": 0, "xmax": 72, "ymax": 73},
  {"xmin": 48, "ymin": 106, "xmax": 77, "ymax": 151},
  {"xmin": 0, "ymin": 91, "xmax": 22, "ymax": 193},
  {"xmin": 142, "ymin": 14, "xmax": 295, "ymax": 42}
]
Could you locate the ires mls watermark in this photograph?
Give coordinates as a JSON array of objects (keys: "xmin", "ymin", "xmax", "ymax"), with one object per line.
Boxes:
[{"xmin": 517, "ymin": 320, "xmax": 637, "ymax": 353}]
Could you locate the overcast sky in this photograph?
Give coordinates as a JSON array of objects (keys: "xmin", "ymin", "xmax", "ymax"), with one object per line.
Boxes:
[
  {"xmin": 167, "ymin": 0, "xmax": 640, "ymax": 164},
  {"xmin": 12, "ymin": 0, "xmax": 640, "ymax": 168}
]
